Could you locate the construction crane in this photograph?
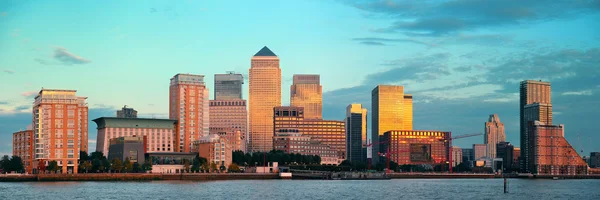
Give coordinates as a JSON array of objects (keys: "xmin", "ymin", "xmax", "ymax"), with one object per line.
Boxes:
[{"xmin": 445, "ymin": 133, "xmax": 483, "ymax": 173}]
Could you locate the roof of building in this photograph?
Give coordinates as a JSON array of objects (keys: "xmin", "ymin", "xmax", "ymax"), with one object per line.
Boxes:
[
  {"xmin": 92, "ymin": 117, "xmax": 177, "ymax": 129},
  {"xmin": 254, "ymin": 46, "xmax": 277, "ymax": 57}
]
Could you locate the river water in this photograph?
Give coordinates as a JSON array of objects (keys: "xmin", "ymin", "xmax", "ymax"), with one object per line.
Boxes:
[{"xmin": 1, "ymin": 179, "xmax": 599, "ymax": 199}]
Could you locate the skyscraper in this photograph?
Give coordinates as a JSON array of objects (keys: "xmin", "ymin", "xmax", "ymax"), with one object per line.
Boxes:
[
  {"xmin": 371, "ymin": 85, "xmax": 412, "ymax": 164},
  {"xmin": 248, "ymin": 46, "xmax": 281, "ymax": 152},
  {"xmin": 345, "ymin": 104, "xmax": 367, "ymax": 163},
  {"xmin": 32, "ymin": 89, "xmax": 88, "ymax": 174},
  {"xmin": 290, "ymin": 74, "xmax": 322, "ymax": 119},
  {"xmin": 214, "ymin": 72, "xmax": 244, "ymax": 100},
  {"xmin": 484, "ymin": 114, "xmax": 505, "ymax": 158},
  {"xmin": 116, "ymin": 105, "xmax": 137, "ymax": 118},
  {"xmin": 519, "ymin": 80, "xmax": 551, "ymax": 172},
  {"xmin": 473, "ymin": 144, "xmax": 487, "ymax": 160},
  {"xmin": 210, "ymin": 72, "xmax": 247, "ymax": 152},
  {"xmin": 169, "ymin": 74, "xmax": 210, "ymax": 152}
]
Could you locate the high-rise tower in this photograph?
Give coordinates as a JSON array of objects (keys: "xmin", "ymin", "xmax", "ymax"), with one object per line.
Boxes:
[
  {"xmin": 210, "ymin": 72, "xmax": 248, "ymax": 152},
  {"xmin": 290, "ymin": 74, "xmax": 322, "ymax": 119},
  {"xmin": 484, "ymin": 114, "xmax": 505, "ymax": 158},
  {"xmin": 519, "ymin": 80, "xmax": 551, "ymax": 172},
  {"xmin": 248, "ymin": 46, "xmax": 281, "ymax": 152},
  {"xmin": 33, "ymin": 89, "xmax": 88, "ymax": 174},
  {"xmin": 371, "ymin": 85, "xmax": 412, "ymax": 164},
  {"xmin": 169, "ymin": 74, "xmax": 210, "ymax": 152},
  {"xmin": 214, "ymin": 72, "xmax": 244, "ymax": 100},
  {"xmin": 346, "ymin": 104, "xmax": 367, "ymax": 163}
]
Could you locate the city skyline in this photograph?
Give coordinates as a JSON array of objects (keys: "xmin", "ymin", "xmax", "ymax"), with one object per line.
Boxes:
[{"xmin": 1, "ymin": 0, "xmax": 600, "ymax": 157}]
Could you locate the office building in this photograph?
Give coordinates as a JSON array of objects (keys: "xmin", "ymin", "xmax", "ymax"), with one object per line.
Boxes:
[
  {"xmin": 248, "ymin": 46, "xmax": 281, "ymax": 152},
  {"xmin": 214, "ymin": 72, "xmax": 244, "ymax": 100},
  {"xmin": 520, "ymin": 80, "xmax": 551, "ymax": 172},
  {"xmin": 94, "ymin": 117, "xmax": 177, "ymax": 154},
  {"xmin": 496, "ymin": 142, "xmax": 514, "ymax": 172},
  {"xmin": 345, "ymin": 104, "xmax": 367, "ymax": 163},
  {"xmin": 273, "ymin": 131, "xmax": 338, "ymax": 165},
  {"xmin": 209, "ymin": 100, "xmax": 247, "ymax": 151},
  {"xmin": 590, "ymin": 152, "xmax": 600, "ymax": 168},
  {"xmin": 290, "ymin": 74, "xmax": 322, "ymax": 119},
  {"xmin": 528, "ymin": 121, "xmax": 587, "ymax": 175},
  {"xmin": 274, "ymin": 106, "xmax": 346, "ymax": 162},
  {"xmin": 209, "ymin": 127, "xmax": 243, "ymax": 152},
  {"xmin": 451, "ymin": 146, "xmax": 462, "ymax": 167},
  {"xmin": 146, "ymin": 152, "xmax": 197, "ymax": 174},
  {"xmin": 169, "ymin": 74, "xmax": 210, "ymax": 152},
  {"xmin": 371, "ymin": 85, "xmax": 413, "ymax": 164},
  {"xmin": 484, "ymin": 114, "xmax": 505, "ymax": 158},
  {"xmin": 116, "ymin": 105, "xmax": 137, "ymax": 118},
  {"xmin": 513, "ymin": 148, "xmax": 521, "ymax": 171},
  {"xmin": 381, "ymin": 130, "xmax": 450, "ymax": 166},
  {"xmin": 32, "ymin": 89, "xmax": 88, "ymax": 174},
  {"xmin": 473, "ymin": 144, "xmax": 487, "ymax": 159},
  {"xmin": 462, "ymin": 148, "xmax": 474, "ymax": 166},
  {"xmin": 12, "ymin": 129, "xmax": 33, "ymax": 173},
  {"xmin": 107, "ymin": 136, "xmax": 146, "ymax": 164},
  {"xmin": 192, "ymin": 134, "xmax": 232, "ymax": 168}
]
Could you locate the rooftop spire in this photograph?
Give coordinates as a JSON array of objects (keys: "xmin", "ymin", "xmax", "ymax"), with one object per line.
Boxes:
[{"xmin": 254, "ymin": 46, "xmax": 277, "ymax": 57}]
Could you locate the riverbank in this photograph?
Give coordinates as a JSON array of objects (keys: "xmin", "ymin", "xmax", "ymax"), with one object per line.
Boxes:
[{"xmin": 0, "ymin": 173, "xmax": 280, "ymax": 182}]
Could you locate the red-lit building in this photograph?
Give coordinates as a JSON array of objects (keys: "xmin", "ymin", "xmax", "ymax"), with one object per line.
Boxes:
[
  {"xmin": 382, "ymin": 130, "xmax": 451, "ymax": 166},
  {"xmin": 528, "ymin": 121, "xmax": 587, "ymax": 175},
  {"xmin": 12, "ymin": 129, "xmax": 34, "ymax": 173}
]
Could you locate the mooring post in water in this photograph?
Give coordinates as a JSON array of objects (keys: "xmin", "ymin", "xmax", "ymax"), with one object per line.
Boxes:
[{"xmin": 504, "ymin": 177, "xmax": 508, "ymax": 193}]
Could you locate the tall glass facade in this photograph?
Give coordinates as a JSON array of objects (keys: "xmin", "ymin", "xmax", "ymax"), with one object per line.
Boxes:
[
  {"xmin": 371, "ymin": 85, "xmax": 412, "ymax": 164},
  {"xmin": 345, "ymin": 104, "xmax": 367, "ymax": 163},
  {"xmin": 214, "ymin": 72, "xmax": 244, "ymax": 100},
  {"xmin": 290, "ymin": 74, "xmax": 322, "ymax": 119}
]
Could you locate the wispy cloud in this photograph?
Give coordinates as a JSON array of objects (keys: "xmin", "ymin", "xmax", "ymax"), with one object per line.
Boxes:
[
  {"xmin": 88, "ymin": 139, "xmax": 97, "ymax": 144},
  {"xmin": 13, "ymin": 105, "xmax": 29, "ymax": 111},
  {"xmin": 562, "ymin": 90, "xmax": 592, "ymax": 96},
  {"xmin": 20, "ymin": 91, "xmax": 37, "ymax": 98},
  {"xmin": 352, "ymin": 37, "xmax": 435, "ymax": 47},
  {"xmin": 3, "ymin": 69, "xmax": 15, "ymax": 74},
  {"xmin": 0, "ymin": 101, "xmax": 9, "ymax": 105},
  {"xmin": 53, "ymin": 47, "xmax": 91, "ymax": 65}
]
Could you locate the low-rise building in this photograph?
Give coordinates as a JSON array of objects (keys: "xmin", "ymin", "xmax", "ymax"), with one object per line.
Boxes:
[
  {"xmin": 381, "ymin": 130, "xmax": 451, "ymax": 166},
  {"xmin": 146, "ymin": 152, "xmax": 196, "ymax": 174},
  {"xmin": 12, "ymin": 129, "xmax": 34, "ymax": 173},
  {"xmin": 473, "ymin": 144, "xmax": 487, "ymax": 160},
  {"xmin": 496, "ymin": 142, "xmax": 514, "ymax": 172},
  {"xmin": 528, "ymin": 121, "xmax": 587, "ymax": 175},
  {"xmin": 451, "ymin": 146, "xmax": 462, "ymax": 167},
  {"xmin": 192, "ymin": 134, "xmax": 232, "ymax": 168},
  {"xmin": 209, "ymin": 127, "xmax": 243, "ymax": 152},
  {"xmin": 107, "ymin": 136, "xmax": 146, "ymax": 164},
  {"xmin": 590, "ymin": 152, "xmax": 600, "ymax": 168},
  {"xmin": 93, "ymin": 117, "xmax": 176, "ymax": 155},
  {"xmin": 273, "ymin": 131, "xmax": 338, "ymax": 165}
]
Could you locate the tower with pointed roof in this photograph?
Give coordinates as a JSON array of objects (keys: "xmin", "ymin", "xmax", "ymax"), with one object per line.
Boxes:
[
  {"xmin": 485, "ymin": 114, "xmax": 505, "ymax": 158},
  {"xmin": 248, "ymin": 46, "xmax": 281, "ymax": 152}
]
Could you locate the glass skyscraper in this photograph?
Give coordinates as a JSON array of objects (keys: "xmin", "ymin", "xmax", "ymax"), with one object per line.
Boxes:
[
  {"xmin": 290, "ymin": 74, "xmax": 322, "ymax": 119},
  {"xmin": 346, "ymin": 104, "xmax": 367, "ymax": 163},
  {"xmin": 371, "ymin": 85, "xmax": 412, "ymax": 164},
  {"xmin": 214, "ymin": 72, "xmax": 244, "ymax": 100}
]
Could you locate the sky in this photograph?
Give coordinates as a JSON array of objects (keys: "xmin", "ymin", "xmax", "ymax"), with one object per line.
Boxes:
[{"xmin": 1, "ymin": 0, "xmax": 599, "ymax": 157}]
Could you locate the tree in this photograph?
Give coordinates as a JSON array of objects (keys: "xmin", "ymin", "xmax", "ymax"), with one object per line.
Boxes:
[
  {"xmin": 123, "ymin": 158, "xmax": 133, "ymax": 173},
  {"xmin": 47, "ymin": 161, "xmax": 60, "ymax": 174},
  {"xmin": 183, "ymin": 159, "xmax": 191, "ymax": 173},
  {"xmin": 38, "ymin": 160, "xmax": 47, "ymax": 174},
  {"xmin": 80, "ymin": 151, "xmax": 90, "ymax": 162},
  {"xmin": 210, "ymin": 162, "xmax": 218, "ymax": 173},
  {"xmin": 111, "ymin": 158, "xmax": 123, "ymax": 173},
  {"xmin": 142, "ymin": 160, "xmax": 152, "ymax": 172},
  {"xmin": 8, "ymin": 156, "xmax": 24, "ymax": 173},
  {"xmin": 133, "ymin": 163, "xmax": 141, "ymax": 173},
  {"xmin": 101, "ymin": 159, "xmax": 111, "ymax": 173},
  {"xmin": 0, "ymin": 155, "xmax": 9, "ymax": 173},
  {"xmin": 80, "ymin": 161, "xmax": 92, "ymax": 173},
  {"xmin": 201, "ymin": 162, "xmax": 210, "ymax": 173},
  {"xmin": 228, "ymin": 163, "xmax": 241, "ymax": 173}
]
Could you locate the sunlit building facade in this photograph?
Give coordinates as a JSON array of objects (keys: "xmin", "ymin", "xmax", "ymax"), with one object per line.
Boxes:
[
  {"xmin": 290, "ymin": 74, "xmax": 322, "ymax": 119},
  {"xmin": 209, "ymin": 100, "xmax": 247, "ymax": 152},
  {"xmin": 192, "ymin": 134, "xmax": 232, "ymax": 168},
  {"xmin": 274, "ymin": 106, "xmax": 346, "ymax": 162},
  {"xmin": 382, "ymin": 130, "xmax": 450, "ymax": 166},
  {"xmin": 451, "ymin": 146, "xmax": 462, "ymax": 167},
  {"xmin": 473, "ymin": 144, "xmax": 487, "ymax": 159},
  {"xmin": 94, "ymin": 117, "xmax": 176, "ymax": 155},
  {"xmin": 345, "ymin": 104, "xmax": 367, "ymax": 163},
  {"xmin": 32, "ymin": 89, "xmax": 88, "ymax": 174},
  {"xmin": 485, "ymin": 114, "xmax": 505, "ymax": 159},
  {"xmin": 528, "ymin": 121, "xmax": 587, "ymax": 175},
  {"xmin": 169, "ymin": 74, "xmax": 210, "ymax": 152},
  {"xmin": 209, "ymin": 127, "xmax": 243, "ymax": 152},
  {"xmin": 371, "ymin": 85, "xmax": 413, "ymax": 164},
  {"xmin": 273, "ymin": 131, "xmax": 338, "ymax": 165},
  {"xmin": 248, "ymin": 46, "xmax": 281, "ymax": 152},
  {"xmin": 520, "ymin": 80, "xmax": 551, "ymax": 172},
  {"xmin": 12, "ymin": 129, "xmax": 34, "ymax": 173}
]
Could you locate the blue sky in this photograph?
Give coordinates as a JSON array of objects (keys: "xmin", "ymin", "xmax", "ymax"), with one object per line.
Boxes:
[{"xmin": 1, "ymin": 0, "xmax": 599, "ymax": 157}]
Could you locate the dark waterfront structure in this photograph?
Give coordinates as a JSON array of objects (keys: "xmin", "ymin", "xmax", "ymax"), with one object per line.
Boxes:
[
  {"xmin": 591, "ymin": 152, "xmax": 600, "ymax": 168},
  {"xmin": 462, "ymin": 148, "xmax": 474, "ymax": 166},
  {"xmin": 117, "ymin": 105, "xmax": 138, "ymax": 118},
  {"xmin": 108, "ymin": 136, "xmax": 146, "ymax": 164},
  {"xmin": 519, "ymin": 80, "xmax": 551, "ymax": 172},
  {"xmin": 381, "ymin": 130, "xmax": 451, "ymax": 166},
  {"xmin": 496, "ymin": 142, "xmax": 514, "ymax": 172},
  {"xmin": 345, "ymin": 104, "xmax": 367, "ymax": 163},
  {"xmin": 214, "ymin": 72, "xmax": 244, "ymax": 100}
]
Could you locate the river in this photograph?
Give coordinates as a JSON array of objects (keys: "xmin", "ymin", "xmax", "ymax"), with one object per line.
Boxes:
[{"xmin": 1, "ymin": 179, "xmax": 599, "ymax": 199}]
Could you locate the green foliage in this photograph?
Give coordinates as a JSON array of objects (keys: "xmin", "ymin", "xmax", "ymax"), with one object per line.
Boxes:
[
  {"xmin": 183, "ymin": 159, "xmax": 191, "ymax": 173},
  {"xmin": 111, "ymin": 158, "xmax": 123, "ymax": 173},
  {"xmin": 47, "ymin": 161, "xmax": 60, "ymax": 173},
  {"xmin": 142, "ymin": 160, "xmax": 152, "ymax": 172},
  {"xmin": 133, "ymin": 163, "xmax": 141, "ymax": 173},
  {"xmin": 231, "ymin": 150, "xmax": 322, "ymax": 167},
  {"xmin": 123, "ymin": 158, "xmax": 133, "ymax": 173},
  {"xmin": 228, "ymin": 163, "xmax": 241, "ymax": 173},
  {"xmin": 191, "ymin": 156, "xmax": 206, "ymax": 173},
  {"xmin": 201, "ymin": 162, "xmax": 210, "ymax": 173},
  {"xmin": 80, "ymin": 161, "xmax": 92, "ymax": 173},
  {"xmin": 210, "ymin": 162, "xmax": 218, "ymax": 172},
  {"xmin": 0, "ymin": 155, "xmax": 25, "ymax": 173}
]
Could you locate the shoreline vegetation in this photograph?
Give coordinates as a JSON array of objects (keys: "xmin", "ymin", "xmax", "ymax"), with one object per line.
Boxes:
[{"xmin": 1, "ymin": 173, "xmax": 599, "ymax": 182}]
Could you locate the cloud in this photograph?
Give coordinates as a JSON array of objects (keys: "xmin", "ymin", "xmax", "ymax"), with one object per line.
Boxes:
[
  {"xmin": 562, "ymin": 90, "xmax": 593, "ymax": 96},
  {"xmin": 53, "ymin": 47, "xmax": 91, "ymax": 65},
  {"xmin": 20, "ymin": 91, "xmax": 37, "ymax": 98},
  {"xmin": 88, "ymin": 139, "xmax": 97, "ymax": 144},
  {"xmin": 13, "ymin": 105, "xmax": 29, "ymax": 111},
  {"xmin": 347, "ymin": 0, "xmax": 600, "ymax": 36},
  {"xmin": 3, "ymin": 69, "xmax": 15, "ymax": 74},
  {"xmin": 0, "ymin": 101, "xmax": 9, "ymax": 105},
  {"xmin": 453, "ymin": 66, "xmax": 472, "ymax": 72},
  {"xmin": 34, "ymin": 58, "xmax": 53, "ymax": 65},
  {"xmin": 367, "ymin": 53, "xmax": 452, "ymax": 84},
  {"xmin": 352, "ymin": 37, "xmax": 436, "ymax": 47}
]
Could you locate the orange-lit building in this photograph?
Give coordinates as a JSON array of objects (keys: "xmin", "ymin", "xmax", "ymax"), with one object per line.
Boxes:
[
  {"xmin": 248, "ymin": 46, "xmax": 281, "ymax": 152},
  {"xmin": 273, "ymin": 131, "xmax": 338, "ymax": 165},
  {"xmin": 93, "ymin": 117, "xmax": 176, "ymax": 154},
  {"xmin": 210, "ymin": 72, "xmax": 247, "ymax": 152},
  {"xmin": 528, "ymin": 121, "xmax": 588, "ymax": 175},
  {"xmin": 32, "ymin": 89, "xmax": 88, "ymax": 174},
  {"xmin": 209, "ymin": 127, "xmax": 243, "ymax": 152},
  {"xmin": 12, "ymin": 129, "xmax": 34, "ymax": 173},
  {"xmin": 520, "ymin": 80, "xmax": 551, "ymax": 171},
  {"xmin": 192, "ymin": 134, "xmax": 232, "ymax": 168},
  {"xmin": 169, "ymin": 74, "xmax": 210, "ymax": 152},
  {"xmin": 290, "ymin": 74, "xmax": 322, "ymax": 119},
  {"xmin": 484, "ymin": 114, "xmax": 505, "ymax": 158},
  {"xmin": 273, "ymin": 106, "xmax": 346, "ymax": 162},
  {"xmin": 371, "ymin": 85, "xmax": 413, "ymax": 164},
  {"xmin": 382, "ymin": 130, "xmax": 451, "ymax": 166}
]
